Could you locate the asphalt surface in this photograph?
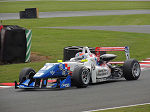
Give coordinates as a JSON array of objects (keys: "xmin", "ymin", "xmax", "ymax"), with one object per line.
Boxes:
[
  {"xmin": 0, "ymin": 0, "xmax": 38, "ymax": 2},
  {"xmin": 1, "ymin": 1, "xmax": 150, "ymax": 112},
  {"xmin": 55, "ymin": 0, "xmax": 150, "ymax": 1},
  {"xmin": 40, "ymin": 25, "xmax": 150, "ymax": 34},
  {"xmin": 1, "ymin": 0, "xmax": 150, "ymax": 1},
  {"xmin": 0, "ymin": 69, "xmax": 150, "ymax": 112},
  {"xmin": 1, "ymin": 10, "xmax": 150, "ymax": 20}
]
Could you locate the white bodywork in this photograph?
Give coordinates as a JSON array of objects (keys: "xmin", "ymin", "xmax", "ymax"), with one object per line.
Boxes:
[{"xmin": 63, "ymin": 47, "xmax": 111, "ymax": 83}]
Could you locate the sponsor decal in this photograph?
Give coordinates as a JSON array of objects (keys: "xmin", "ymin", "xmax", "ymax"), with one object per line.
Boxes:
[
  {"xmin": 59, "ymin": 63, "xmax": 63, "ymax": 70},
  {"xmin": 50, "ymin": 70, "xmax": 55, "ymax": 75},
  {"xmin": 62, "ymin": 70, "xmax": 66, "ymax": 75},
  {"xmin": 62, "ymin": 83, "xmax": 70, "ymax": 87},
  {"xmin": 96, "ymin": 78, "xmax": 107, "ymax": 82},
  {"xmin": 64, "ymin": 63, "xmax": 72, "ymax": 75},
  {"xmin": 97, "ymin": 69, "xmax": 109, "ymax": 76}
]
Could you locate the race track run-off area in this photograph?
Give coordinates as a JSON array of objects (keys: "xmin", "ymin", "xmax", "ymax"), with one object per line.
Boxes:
[
  {"xmin": 40, "ymin": 25, "xmax": 150, "ymax": 34},
  {"xmin": 0, "ymin": 59, "xmax": 150, "ymax": 112},
  {"xmin": 0, "ymin": 1, "xmax": 150, "ymax": 112},
  {"xmin": 0, "ymin": 58, "xmax": 150, "ymax": 112},
  {"xmin": 0, "ymin": 58, "xmax": 150, "ymax": 89},
  {"xmin": 0, "ymin": 67, "xmax": 150, "ymax": 112},
  {"xmin": 1, "ymin": 10, "xmax": 150, "ymax": 20}
]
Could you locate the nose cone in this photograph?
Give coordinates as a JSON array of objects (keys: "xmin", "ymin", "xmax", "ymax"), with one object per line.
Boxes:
[
  {"xmin": 33, "ymin": 63, "xmax": 57, "ymax": 78},
  {"xmin": 33, "ymin": 63, "xmax": 63, "ymax": 79}
]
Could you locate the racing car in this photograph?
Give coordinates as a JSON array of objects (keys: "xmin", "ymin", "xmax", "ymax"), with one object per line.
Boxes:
[{"xmin": 15, "ymin": 46, "xmax": 141, "ymax": 89}]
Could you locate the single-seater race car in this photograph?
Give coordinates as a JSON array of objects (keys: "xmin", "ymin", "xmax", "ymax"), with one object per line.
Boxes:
[{"xmin": 15, "ymin": 46, "xmax": 141, "ymax": 89}]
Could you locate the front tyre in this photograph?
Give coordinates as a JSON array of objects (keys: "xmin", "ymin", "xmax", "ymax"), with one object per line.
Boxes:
[
  {"xmin": 123, "ymin": 59, "xmax": 141, "ymax": 80},
  {"xmin": 19, "ymin": 67, "xmax": 36, "ymax": 83},
  {"xmin": 72, "ymin": 66, "xmax": 90, "ymax": 88}
]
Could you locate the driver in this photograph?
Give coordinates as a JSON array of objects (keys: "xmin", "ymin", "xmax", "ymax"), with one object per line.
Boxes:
[{"xmin": 70, "ymin": 52, "xmax": 87, "ymax": 61}]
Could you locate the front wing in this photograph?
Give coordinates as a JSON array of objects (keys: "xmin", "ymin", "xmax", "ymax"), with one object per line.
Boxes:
[{"xmin": 15, "ymin": 75, "xmax": 71, "ymax": 89}]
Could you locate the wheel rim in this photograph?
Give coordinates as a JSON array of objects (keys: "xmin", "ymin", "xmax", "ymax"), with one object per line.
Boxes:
[
  {"xmin": 81, "ymin": 69, "xmax": 90, "ymax": 85},
  {"xmin": 22, "ymin": 71, "xmax": 35, "ymax": 82},
  {"xmin": 132, "ymin": 63, "xmax": 140, "ymax": 77}
]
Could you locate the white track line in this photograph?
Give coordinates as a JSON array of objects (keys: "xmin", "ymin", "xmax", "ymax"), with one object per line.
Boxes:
[
  {"xmin": 141, "ymin": 68, "xmax": 145, "ymax": 70},
  {"xmin": 145, "ymin": 58, "xmax": 150, "ymax": 60},
  {"xmin": 140, "ymin": 64, "xmax": 150, "ymax": 66},
  {"xmin": 0, "ymin": 86, "xmax": 12, "ymax": 88},
  {"xmin": 140, "ymin": 61, "xmax": 150, "ymax": 63},
  {"xmin": 83, "ymin": 103, "xmax": 150, "ymax": 112}
]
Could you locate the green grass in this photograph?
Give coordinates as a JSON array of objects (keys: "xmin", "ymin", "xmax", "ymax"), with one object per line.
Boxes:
[
  {"xmin": 94, "ymin": 104, "xmax": 150, "ymax": 112},
  {"xmin": 0, "ymin": 14, "xmax": 150, "ymax": 82},
  {"xmin": 0, "ymin": 28, "xmax": 150, "ymax": 83},
  {"xmin": 0, "ymin": 61, "xmax": 47, "ymax": 83},
  {"xmin": 0, "ymin": 1, "xmax": 150, "ymax": 13},
  {"xmin": 2, "ymin": 14, "xmax": 150, "ymax": 28}
]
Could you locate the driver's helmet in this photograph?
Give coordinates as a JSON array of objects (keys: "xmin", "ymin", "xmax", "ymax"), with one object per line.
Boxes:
[{"xmin": 75, "ymin": 52, "xmax": 87, "ymax": 59}]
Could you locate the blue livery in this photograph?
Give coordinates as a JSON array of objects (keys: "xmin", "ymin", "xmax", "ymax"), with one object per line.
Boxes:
[{"xmin": 15, "ymin": 63, "xmax": 72, "ymax": 89}]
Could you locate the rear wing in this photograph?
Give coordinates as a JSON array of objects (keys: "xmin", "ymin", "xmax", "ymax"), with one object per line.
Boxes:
[{"xmin": 95, "ymin": 46, "xmax": 130, "ymax": 60}]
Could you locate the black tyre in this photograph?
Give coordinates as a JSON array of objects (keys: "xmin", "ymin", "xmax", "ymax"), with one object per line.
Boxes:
[
  {"xmin": 123, "ymin": 59, "xmax": 141, "ymax": 80},
  {"xmin": 72, "ymin": 66, "xmax": 90, "ymax": 88},
  {"xmin": 19, "ymin": 67, "xmax": 36, "ymax": 83},
  {"xmin": 63, "ymin": 46, "xmax": 82, "ymax": 61}
]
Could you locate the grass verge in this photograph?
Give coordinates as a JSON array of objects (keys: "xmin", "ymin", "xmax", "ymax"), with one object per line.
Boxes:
[
  {"xmin": 0, "ymin": 28, "xmax": 150, "ymax": 83},
  {"xmin": 2, "ymin": 14, "xmax": 150, "ymax": 28},
  {"xmin": 93, "ymin": 104, "xmax": 150, "ymax": 112},
  {"xmin": 0, "ymin": 14, "xmax": 150, "ymax": 82},
  {"xmin": 0, "ymin": 1, "xmax": 150, "ymax": 13}
]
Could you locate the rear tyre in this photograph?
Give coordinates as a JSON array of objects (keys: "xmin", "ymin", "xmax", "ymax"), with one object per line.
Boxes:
[
  {"xmin": 72, "ymin": 66, "xmax": 90, "ymax": 88},
  {"xmin": 123, "ymin": 59, "xmax": 141, "ymax": 80},
  {"xmin": 19, "ymin": 67, "xmax": 36, "ymax": 83}
]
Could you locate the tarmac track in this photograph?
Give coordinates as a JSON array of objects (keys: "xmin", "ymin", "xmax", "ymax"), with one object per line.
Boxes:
[
  {"xmin": 0, "ymin": 69, "xmax": 150, "ymax": 112},
  {"xmin": 40, "ymin": 25, "xmax": 150, "ymax": 34},
  {"xmin": 1, "ymin": 0, "xmax": 150, "ymax": 1},
  {"xmin": 0, "ymin": 1, "xmax": 150, "ymax": 112},
  {"xmin": 1, "ymin": 10, "xmax": 150, "ymax": 20}
]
